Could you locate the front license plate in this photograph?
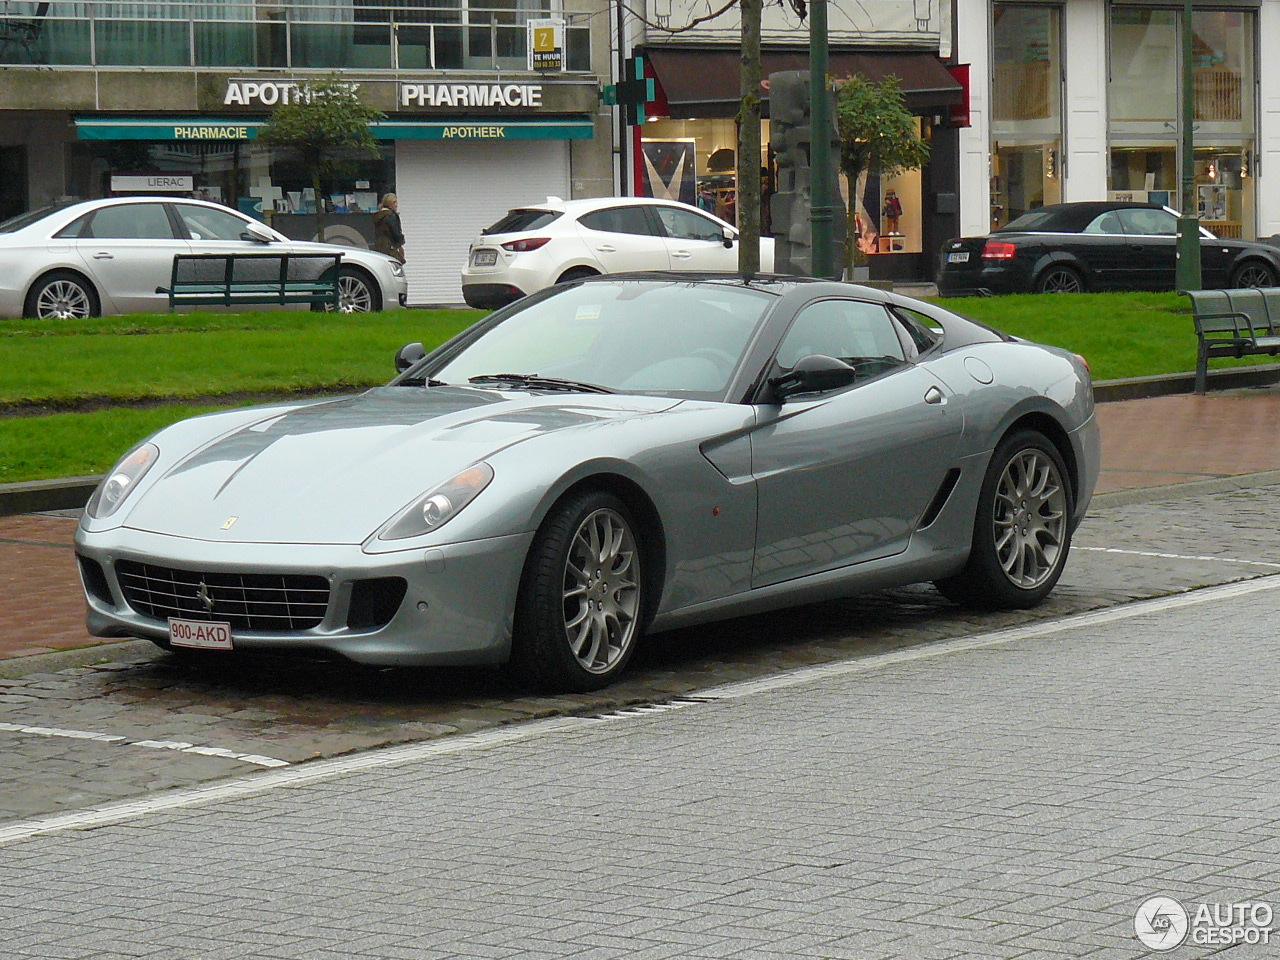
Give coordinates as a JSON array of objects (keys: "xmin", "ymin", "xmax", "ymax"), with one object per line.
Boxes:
[
  {"xmin": 168, "ymin": 617, "xmax": 233, "ymax": 651},
  {"xmin": 948, "ymin": 251, "xmax": 970, "ymax": 263},
  {"xmin": 472, "ymin": 250, "xmax": 498, "ymax": 267}
]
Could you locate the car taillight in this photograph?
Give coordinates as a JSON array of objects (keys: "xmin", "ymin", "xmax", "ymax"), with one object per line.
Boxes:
[
  {"xmin": 500, "ymin": 237, "xmax": 551, "ymax": 252},
  {"xmin": 981, "ymin": 240, "xmax": 1017, "ymax": 260},
  {"xmin": 1074, "ymin": 353, "xmax": 1090, "ymax": 375}
]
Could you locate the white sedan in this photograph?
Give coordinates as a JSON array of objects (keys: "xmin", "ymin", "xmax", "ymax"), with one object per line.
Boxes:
[
  {"xmin": 461, "ymin": 196, "xmax": 776, "ymax": 309},
  {"xmin": 0, "ymin": 197, "xmax": 409, "ymax": 318}
]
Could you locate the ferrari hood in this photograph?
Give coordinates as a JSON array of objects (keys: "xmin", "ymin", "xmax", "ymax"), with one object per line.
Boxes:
[{"xmin": 122, "ymin": 387, "xmax": 677, "ymax": 544}]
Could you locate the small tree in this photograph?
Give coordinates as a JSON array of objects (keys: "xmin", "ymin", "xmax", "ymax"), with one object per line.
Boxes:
[
  {"xmin": 834, "ymin": 75, "xmax": 930, "ymax": 276},
  {"xmin": 255, "ymin": 78, "xmax": 384, "ymax": 242}
]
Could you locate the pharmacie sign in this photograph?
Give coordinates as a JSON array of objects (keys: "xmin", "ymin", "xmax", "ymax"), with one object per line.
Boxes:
[{"xmin": 400, "ymin": 83, "xmax": 543, "ymax": 108}]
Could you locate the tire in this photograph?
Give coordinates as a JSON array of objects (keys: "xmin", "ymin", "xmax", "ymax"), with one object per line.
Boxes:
[
  {"xmin": 1230, "ymin": 260, "xmax": 1278, "ymax": 289},
  {"xmin": 24, "ymin": 270, "xmax": 100, "ymax": 319},
  {"xmin": 1034, "ymin": 265, "xmax": 1085, "ymax": 294},
  {"xmin": 555, "ymin": 266, "xmax": 599, "ymax": 285},
  {"xmin": 510, "ymin": 490, "xmax": 645, "ymax": 692},
  {"xmin": 935, "ymin": 430, "xmax": 1073, "ymax": 610},
  {"xmin": 315, "ymin": 267, "xmax": 382, "ymax": 313}
]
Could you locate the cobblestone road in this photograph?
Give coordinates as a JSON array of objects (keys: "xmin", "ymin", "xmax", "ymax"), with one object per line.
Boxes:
[
  {"xmin": 2, "ymin": 575, "xmax": 1277, "ymax": 959},
  {"xmin": 1, "ymin": 481, "xmax": 1279, "ymax": 824}
]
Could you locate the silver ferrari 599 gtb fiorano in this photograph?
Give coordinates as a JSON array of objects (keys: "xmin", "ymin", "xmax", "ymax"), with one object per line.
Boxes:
[{"xmin": 75, "ymin": 274, "xmax": 1099, "ymax": 691}]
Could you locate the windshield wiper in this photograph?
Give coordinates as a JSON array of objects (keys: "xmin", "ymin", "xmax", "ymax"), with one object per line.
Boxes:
[
  {"xmin": 398, "ymin": 375, "xmax": 448, "ymax": 387},
  {"xmin": 468, "ymin": 373, "xmax": 614, "ymax": 395}
]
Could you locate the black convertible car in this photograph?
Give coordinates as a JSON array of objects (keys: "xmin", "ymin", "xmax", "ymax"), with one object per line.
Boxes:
[{"xmin": 937, "ymin": 201, "xmax": 1280, "ymax": 296}]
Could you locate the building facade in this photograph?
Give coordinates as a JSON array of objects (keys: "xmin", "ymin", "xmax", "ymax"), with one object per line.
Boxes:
[
  {"xmin": 0, "ymin": 0, "xmax": 618, "ymax": 303},
  {"xmin": 958, "ymin": 0, "xmax": 1276, "ymax": 244}
]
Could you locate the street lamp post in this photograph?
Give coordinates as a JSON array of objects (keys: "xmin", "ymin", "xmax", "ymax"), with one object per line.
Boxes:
[
  {"xmin": 1175, "ymin": 0, "xmax": 1202, "ymax": 291},
  {"xmin": 809, "ymin": 0, "xmax": 835, "ymax": 280}
]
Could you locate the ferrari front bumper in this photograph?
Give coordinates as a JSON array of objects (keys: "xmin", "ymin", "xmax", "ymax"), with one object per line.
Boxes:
[{"xmin": 74, "ymin": 526, "xmax": 534, "ymax": 667}]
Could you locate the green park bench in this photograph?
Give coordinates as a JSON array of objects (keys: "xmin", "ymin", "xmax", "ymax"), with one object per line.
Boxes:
[
  {"xmin": 1181, "ymin": 287, "xmax": 1280, "ymax": 394},
  {"xmin": 157, "ymin": 252, "xmax": 343, "ymax": 311}
]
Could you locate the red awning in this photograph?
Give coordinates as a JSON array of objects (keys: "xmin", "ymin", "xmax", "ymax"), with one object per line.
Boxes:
[{"xmin": 644, "ymin": 47, "xmax": 963, "ymax": 119}]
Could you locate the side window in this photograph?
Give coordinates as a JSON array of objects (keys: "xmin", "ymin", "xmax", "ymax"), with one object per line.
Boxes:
[
  {"xmin": 175, "ymin": 204, "xmax": 253, "ymax": 241},
  {"xmin": 776, "ymin": 300, "xmax": 907, "ymax": 373},
  {"xmin": 656, "ymin": 206, "xmax": 725, "ymax": 242},
  {"xmin": 1117, "ymin": 208, "xmax": 1177, "ymax": 236},
  {"xmin": 890, "ymin": 307, "xmax": 941, "ymax": 356},
  {"xmin": 54, "ymin": 214, "xmax": 91, "ymax": 239},
  {"xmin": 577, "ymin": 206, "xmax": 653, "ymax": 237},
  {"xmin": 85, "ymin": 204, "xmax": 175, "ymax": 240},
  {"xmin": 1083, "ymin": 212, "xmax": 1123, "ymax": 235}
]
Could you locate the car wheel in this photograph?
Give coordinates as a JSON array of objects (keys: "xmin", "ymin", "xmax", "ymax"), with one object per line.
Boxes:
[
  {"xmin": 935, "ymin": 430, "xmax": 1073, "ymax": 610},
  {"xmin": 511, "ymin": 490, "xmax": 645, "ymax": 692},
  {"xmin": 555, "ymin": 266, "xmax": 599, "ymax": 285},
  {"xmin": 315, "ymin": 267, "xmax": 381, "ymax": 313},
  {"xmin": 24, "ymin": 271, "xmax": 100, "ymax": 319},
  {"xmin": 1230, "ymin": 260, "xmax": 1278, "ymax": 289},
  {"xmin": 1034, "ymin": 265, "xmax": 1085, "ymax": 294}
]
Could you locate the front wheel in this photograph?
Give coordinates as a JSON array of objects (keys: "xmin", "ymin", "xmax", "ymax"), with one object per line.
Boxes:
[
  {"xmin": 511, "ymin": 490, "xmax": 645, "ymax": 692},
  {"xmin": 1230, "ymin": 260, "xmax": 1278, "ymax": 289},
  {"xmin": 315, "ymin": 267, "xmax": 382, "ymax": 313},
  {"xmin": 935, "ymin": 430, "xmax": 1073, "ymax": 609},
  {"xmin": 1034, "ymin": 265, "xmax": 1085, "ymax": 294}
]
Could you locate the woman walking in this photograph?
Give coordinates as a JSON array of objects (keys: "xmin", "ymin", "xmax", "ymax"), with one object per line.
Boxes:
[{"xmin": 373, "ymin": 194, "xmax": 406, "ymax": 264}]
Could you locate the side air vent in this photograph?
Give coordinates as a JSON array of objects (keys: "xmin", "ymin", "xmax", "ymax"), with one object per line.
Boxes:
[
  {"xmin": 347, "ymin": 577, "xmax": 408, "ymax": 630},
  {"xmin": 918, "ymin": 468, "xmax": 962, "ymax": 529},
  {"xmin": 76, "ymin": 555, "xmax": 115, "ymax": 607}
]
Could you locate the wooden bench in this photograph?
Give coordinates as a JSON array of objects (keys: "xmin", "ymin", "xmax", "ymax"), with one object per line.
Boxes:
[
  {"xmin": 157, "ymin": 252, "xmax": 343, "ymax": 311},
  {"xmin": 1182, "ymin": 287, "xmax": 1280, "ymax": 394}
]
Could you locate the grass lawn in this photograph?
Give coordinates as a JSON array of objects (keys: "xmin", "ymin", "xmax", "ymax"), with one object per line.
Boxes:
[{"xmin": 2, "ymin": 292, "xmax": 1274, "ymax": 483}]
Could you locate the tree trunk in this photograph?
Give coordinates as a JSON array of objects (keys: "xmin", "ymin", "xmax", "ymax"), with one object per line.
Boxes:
[
  {"xmin": 312, "ymin": 166, "xmax": 326, "ymax": 243},
  {"xmin": 736, "ymin": 0, "xmax": 762, "ymax": 276}
]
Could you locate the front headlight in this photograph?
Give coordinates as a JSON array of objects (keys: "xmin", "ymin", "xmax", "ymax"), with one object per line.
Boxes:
[
  {"xmin": 86, "ymin": 442, "xmax": 159, "ymax": 519},
  {"xmin": 390, "ymin": 261, "xmax": 405, "ymax": 278},
  {"xmin": 379, "ymin": 463, "xmax": 494, "ymax": 541}
]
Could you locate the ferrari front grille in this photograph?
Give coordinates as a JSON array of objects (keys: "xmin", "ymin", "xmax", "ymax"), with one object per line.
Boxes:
[{"xmin": 115, "ymin": 560, "xmax": 330, "ymax": 631}]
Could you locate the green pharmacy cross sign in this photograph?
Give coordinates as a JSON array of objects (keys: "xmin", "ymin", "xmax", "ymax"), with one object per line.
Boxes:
[{"xmin": 603, "ymin": 57, "xmax": 655, "ymax": 125}]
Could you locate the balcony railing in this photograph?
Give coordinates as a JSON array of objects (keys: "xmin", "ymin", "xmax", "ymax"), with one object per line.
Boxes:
[{"xmin": 0, "ymin": 0, "xmax": 592, "ymax": 71}]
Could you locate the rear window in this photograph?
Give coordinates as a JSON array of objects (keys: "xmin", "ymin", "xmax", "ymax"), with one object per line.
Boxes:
[
  {"xmin": 483, "ymin": 209, "xmax": 561, "ymax": 235},
  {"xmin": 0, "ymin": 203, "xmax": 77, "ymax": 234},
  {"xmin": 998, "ymin": 209, "xmax": 1063, "ymax": 233}
]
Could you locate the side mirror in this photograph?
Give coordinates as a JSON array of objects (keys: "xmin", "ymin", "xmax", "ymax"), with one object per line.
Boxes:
[
  {"xmin": 766, "ymin": 354, "xmax": 856, "ymax": 401},
  {"xmin": 723, "ymin": 228, "xmax": 736, "ymax": 249},
  {"xmin": 395, "ymin": 341, "xmax": 426, "ymax": 373},
  {"xmin": 242, "ymin": 221, "xmax": 275, "ymax": 244}
]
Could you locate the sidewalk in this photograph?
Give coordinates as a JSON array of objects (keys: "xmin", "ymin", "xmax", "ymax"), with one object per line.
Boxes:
[{"xmin": 4, "ymin": 390, "xmax": 1280, "ymax": 664}]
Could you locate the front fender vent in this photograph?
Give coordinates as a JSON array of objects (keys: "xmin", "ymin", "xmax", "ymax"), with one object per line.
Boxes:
[{"xmin": 918, "ymin": 468, "xmax": 962, "ymax": 530}]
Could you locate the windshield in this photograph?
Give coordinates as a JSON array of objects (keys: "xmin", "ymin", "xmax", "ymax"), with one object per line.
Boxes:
[
  {"xmin": 0, "ymin": 203, "xmax": 77, "ymax": 234},
  {"xmin": 428, "ymin": 280, "xmax": 776, "ymax": 400}
]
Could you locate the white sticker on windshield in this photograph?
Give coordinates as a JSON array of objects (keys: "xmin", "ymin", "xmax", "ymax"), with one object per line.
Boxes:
[{"xmin": 574, "ymin": 304, "xmax": 602, "ymax": 322}]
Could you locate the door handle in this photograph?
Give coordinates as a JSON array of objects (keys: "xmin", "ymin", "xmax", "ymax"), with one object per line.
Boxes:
[
  {"xmin": 672, "ymin": 250, "xmax": 693, "ymax": 259},
  {"xmin": 1130, "ymin": 244, "xmax": 1146, "ymax": 252},
  {"xmin": 93, "ymin": 252, "xmax": 114, "ymax": 260},
  {"xmin": 924, "ymin": 386, "xmax": 946, "ymax": 405},
  {"xmin": 596, "ymin": 244, "xmax": 616, "ymax": 253}
]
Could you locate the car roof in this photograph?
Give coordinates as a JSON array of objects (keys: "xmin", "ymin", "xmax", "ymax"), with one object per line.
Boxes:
[
  {"xmin": 574, "ymin": 270, "xmax": 902, "ymax": 301},
  {"xmin": 995, "ymin": 201, "xmax": 1169, "ymax": 234},
  {"xmin": 508, "ymin": 196, "xmax": 710, "ymax": 216}
]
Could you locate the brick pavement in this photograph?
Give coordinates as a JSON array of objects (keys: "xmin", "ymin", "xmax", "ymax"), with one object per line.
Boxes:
[
  {"xmin": 1, "ymin": 579, "xmax": 1276, "ymax": 958},
  {"xmin": 3, "ymin": 389, "xmax": 1280, "ymax": 662}
]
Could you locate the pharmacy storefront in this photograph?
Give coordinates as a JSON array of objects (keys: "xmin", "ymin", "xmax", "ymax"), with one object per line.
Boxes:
[{"xmin": 48, "ymin": 77, "xmax": 603, "ymax": 304}]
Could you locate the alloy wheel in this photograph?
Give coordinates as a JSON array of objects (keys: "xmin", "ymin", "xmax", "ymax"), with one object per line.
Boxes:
[
  {"xmin": 561, "ymin": 508, "xmax": 641, "ymax": 674},
  {"xmin": 1040, "ymin": 269, "xmax": 1082, "ymax": 293},
  {"xmin": 991, "ymin": 448, "xmax": 1067, "ymax": 589},
  {"xmin": 36, "ymin": 280, "xmax": 92, "ymax": 319},
  {"xmin": 1234, "ymin": 264, "xmax": 1276, "ymax": 288},
  {"xmin": 333, "ymin": 275, "xmax": 373, "ymax": 313}
]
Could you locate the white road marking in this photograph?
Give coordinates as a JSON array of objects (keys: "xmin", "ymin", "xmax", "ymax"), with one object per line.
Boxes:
[
  {"xmin": 2, "ymin": 574, "xmax": 1278, "ymax": 848},
  {"xmin": 1075, "ymin": 546, "xmax": 1280, "ymax": 569},
  {"xmin": 0, "ymin": 724, "xmax": 288, "ymax": 768}
]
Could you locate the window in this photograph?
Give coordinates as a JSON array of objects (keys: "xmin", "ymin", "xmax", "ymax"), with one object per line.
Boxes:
[
  {"xmin": 175, "ymin": 204, "xmax": 253, "ymax": 241},
  {"xmin": 1117, "ymin": 208, "xmax": 1176, "ymax": 236},
  {"xmin": 484, "ymin": 209, "xmax": 561, "ymax": 235},
  {"xmin": 655, "ymin": 206, "xmax": 726, "ymax": 242},
  {"xmin": 577, "ymin": 207, "xmax": 653, "ymax": 237},
  {"xmin": 776, "ymin": 300, "xmax": 907, "ymax": 373},
  {"xmin": 1083, "ymin": 212, "xmax": 1124, "ymax": 235},
  {"xmin": 85, "ymin": 204, "xmax": 175, "ymax": 240}
]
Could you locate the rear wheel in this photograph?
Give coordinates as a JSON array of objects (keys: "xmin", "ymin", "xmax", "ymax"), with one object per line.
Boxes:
[
  {"xmin": 1230, "ymin": 260, "xmax": 1278, "ymax": 289},
  {"xmin": 510, "ymin": 490, "xmax": 644, "ymax": 692},
  {"xmin": 555, "ymin": 266, "xmax": 599, "ymax": 285},
  {"xmin": 935, "ymin": 430, "xmax": 1073, "ymax": 609},
  {"xmin": 315, "ymin": 267, "xmax": 381, "ymax": 313},
  {"xmin": 24, "ymin": 271, "xmax": 100, "ymax": 319},
  {"xmin": 1034, "ymin": 265, "xmax": 1084, "ymax": 294}
]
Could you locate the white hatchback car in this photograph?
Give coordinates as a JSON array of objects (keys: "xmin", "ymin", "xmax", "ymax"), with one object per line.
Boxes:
[{"xmin": 461, "ymin": 196, "xmax": 776, "ymax": 308}]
